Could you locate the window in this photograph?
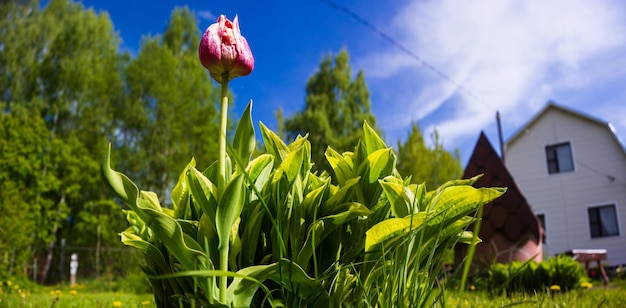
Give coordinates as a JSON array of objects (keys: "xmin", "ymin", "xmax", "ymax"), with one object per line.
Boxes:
[
  {"xmin": 536, "ymin": 213, "xmax": 547, "ymax": 242},
  {"xmin": 545, "ymin": 142, "xmax": 574, "ymax": 174},
  {"xmin": 588, "ymin": 204, "xmax": 620, "ymax": 238}
]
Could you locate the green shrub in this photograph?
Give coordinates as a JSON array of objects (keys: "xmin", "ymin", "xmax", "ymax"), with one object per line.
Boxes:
[{"xmin": 478, "ymin": 254, "xmax": 589, "ymax": 295}]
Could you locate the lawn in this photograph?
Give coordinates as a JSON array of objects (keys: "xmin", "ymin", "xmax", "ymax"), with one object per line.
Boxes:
[
  {"xmin": 0, "ymin": 289, "xmax": 155, "ymax": 308},
  {"xmin": 447, "ymin": 279, "xmax": 626, "ymax": 307},
  {"xmin": 2, "ymin": 280, "xmax": 625, "ymax": 307}
]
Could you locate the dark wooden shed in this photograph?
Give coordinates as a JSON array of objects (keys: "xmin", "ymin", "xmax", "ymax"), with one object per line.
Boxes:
[{"xmin": 456, "ymin": 132, "xmax": 543, "ymax": 269}]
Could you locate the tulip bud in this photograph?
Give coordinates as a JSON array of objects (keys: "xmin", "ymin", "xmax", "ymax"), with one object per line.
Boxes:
[{"xmin": 199, "ymin": 15, "xmax": 254, "ymax": 83}]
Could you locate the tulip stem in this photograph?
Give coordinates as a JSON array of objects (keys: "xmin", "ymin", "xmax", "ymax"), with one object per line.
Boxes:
[
  {"xmin": 218, "ymin": 73, "xmax": 229, "ymax": 199},
  {"xmin": 218, "ymin": 72, "xmax": 229, "ymax": 303}
]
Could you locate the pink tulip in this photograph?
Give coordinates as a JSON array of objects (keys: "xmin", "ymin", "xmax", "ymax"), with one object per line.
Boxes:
[{"xmin": 199, "ymin": 15, "xmax": 254, "ymax": 83}]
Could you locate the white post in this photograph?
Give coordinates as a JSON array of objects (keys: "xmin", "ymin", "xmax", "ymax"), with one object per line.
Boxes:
[{"xmin": 69, "ymin": 254, "xmax": 78, "ymax": 287}]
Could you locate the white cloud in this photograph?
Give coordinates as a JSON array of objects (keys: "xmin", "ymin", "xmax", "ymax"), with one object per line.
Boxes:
[
  {"xmin": 197, "ymin": 10, "xmax": 216, "ymax": 21},
  {"xmin": 361, "ymin": 0, "xmax": 626, "ymax": 149}
]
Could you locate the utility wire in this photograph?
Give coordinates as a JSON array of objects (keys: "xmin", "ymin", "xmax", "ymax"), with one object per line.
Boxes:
[
  {"xmin": 319, "ymin": 0, "xmax": 493, "ymax": 111},
  {"xmin": 576, "ymin": 159, "xmax": 626, "ymax": 186}
]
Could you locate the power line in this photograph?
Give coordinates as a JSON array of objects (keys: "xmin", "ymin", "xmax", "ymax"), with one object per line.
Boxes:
[{"xmin": 319, "ymin": 0, "xmax": 493, "ymax": 111}]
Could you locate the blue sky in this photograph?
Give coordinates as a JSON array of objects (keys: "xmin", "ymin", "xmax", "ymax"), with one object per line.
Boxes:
[{"xmin": 79, "ymin": 0, "xmax": 626, "ymax": 165}]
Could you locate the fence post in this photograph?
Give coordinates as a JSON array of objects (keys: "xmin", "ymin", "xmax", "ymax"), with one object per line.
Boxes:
[
  {"xmin": 70, "ymin": 254, "xmax": 78, "ymax": 287},
  {"xmin": 96, "ymin": 224, "xmax": 101, "ymax": 278},
  {"xmin": 60, "ymin": 238, "xmax": 66, "ymax": 285}
]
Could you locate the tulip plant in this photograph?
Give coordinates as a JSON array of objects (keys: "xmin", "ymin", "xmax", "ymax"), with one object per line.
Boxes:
[{"xmin": 102, "ymin": 14, "xmax": 505, "ymax": 308}]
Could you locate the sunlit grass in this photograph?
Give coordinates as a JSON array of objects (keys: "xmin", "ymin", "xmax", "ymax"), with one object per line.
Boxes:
[
  {"xmin": 2, "ymin": 279, "xmax": 624, "ymax": 307},
  {"xmin": 446, "ymin": 279, "xmax": 626, "ymax": 307},
  {"xmin": 0, "ymin": 291, "xmax": 155, "ymax": 308}
]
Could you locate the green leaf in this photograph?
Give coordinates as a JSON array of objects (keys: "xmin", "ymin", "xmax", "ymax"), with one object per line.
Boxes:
[
  {"xmin": 172, "ymin": 158, "xmax": 196, "ymax": 219},
  {"xmin": 379, "ymin": 178, "xmax": 412, "ymax": 218},
  {"xmin": 240, "ymin": 202, "xmax": 266, "ymax": 266},
  {"xmin": 362, "ymin": 121, "xmax": 387, "ymax": 155},
  {"xmin": 364, "ymin": 212, "xmax": 432, "ymax": 252},
  {"xmin": 227, "ymin": 260, "xmax": 329, "ymax": 307},
  {"xmin": 260, "ymin": 121, "xmax": 290, "ymax": 165},
  {"xmin": 359, "ymin": 148, "xmax": 396, "ymax": 184},
  {"xmin": 216, "ymin": 173, "xmax": 246, "ymax": 250},
  {"xmin": 458, "ymin": 230, "xmax": 476, "ymax": 244},
  {"xmin": 198, "ymin": 213, "xmax": 219, "ymax": 265},
  {"xmin": 325, "ymin": 147, "xmax": 356, "ymax": 186},
  {"xmin": 232, "ymin": 101, "xmax": 256, "ymax": 166},
  {"xmin": 298, "ymin": 202, "xmax": 372, "ymax": 265},
  {"xmin": 102, "ymin": 146, "xmax": 206, "ymax": 270},
  {"xmin": 120, "ymin": 231, "xmax": 170, "ymax": 273},
  {"xmin": 245, "ymin": 154, "xmax": 274, "ymax": 199},
  {"xmin": 321, "ymin": 177, "xmax": 360, "ymax": 215},
  {"xmin": 187, "ymin": 166, "xmax": 218, "ymax": 222},
  {"xmin": 274, "ymin": 142, "xmax": 305, "ymax": 184},
  {"xmin": 427, "ymin": 185, "xmax": 506, "ymax": 226}
]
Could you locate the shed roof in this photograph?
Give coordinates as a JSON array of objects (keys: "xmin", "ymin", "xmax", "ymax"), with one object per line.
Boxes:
[{"xmin": 464, "ymin": 132, "xmax": 541, "ymax": 243}]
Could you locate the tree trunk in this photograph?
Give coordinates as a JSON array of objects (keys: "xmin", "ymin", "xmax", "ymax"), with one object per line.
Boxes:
[{"xmin": 41, "ymin": 194, "xmax": 65, "ymax": 284}]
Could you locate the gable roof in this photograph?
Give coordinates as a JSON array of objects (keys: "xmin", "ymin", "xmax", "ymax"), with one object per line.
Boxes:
[
  {"xmin": 506, "ymin": 101, "xmax": 626, "ymax": 155},
  {"xmin": 464, "ymin": 132, "xmax": 541, "ymax": 243}
]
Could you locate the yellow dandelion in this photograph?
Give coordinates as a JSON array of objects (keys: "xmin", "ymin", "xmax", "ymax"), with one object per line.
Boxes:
[
  {"xmin": 141, "ymin": 301, "xmax": 151, "ymax": 306},
  {"xmin": 113, "ymin": 301, "xmax": 123, "ymax": 307},
  {"xmin": 55, "ymin": 289, "xmax": 62, "ymax": 295},
  {"xmin": 13, "ymin": 284, "xmax": 19, "ymax": 290},
  {"xmin": 581, "ymin": 282, "xmax": 593, "ymax": 289},
  {"xmin": 550, "ymin": 285, "xmax": 561, "ymax": 291},
  {"xmin": 50, "ymin": 290, "xmax": 56, "ymax": 295},
  {"xmin": 469, "ymin": 285, "xmax": 476, "ymax": 291},
  {"xmin": 6, "ymin": 280, "xmax": 12, "ymax": 287},
  {"xmin": 70, "ymin": 289, "xmax": 77, "ymax": 295}
]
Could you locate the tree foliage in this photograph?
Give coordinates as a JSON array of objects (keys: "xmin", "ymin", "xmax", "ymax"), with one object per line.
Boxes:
[
  {"xmin": 119, "ymin": 7, "xmax": 221, "ymax": 203},
  {"xmin": 396, "ymin": 123, "xmax": 463, "ymax": 189},
  {"xmin": 0, "ymin": 102, "xmax": 58, "ymax": 277},
  {"xmin": 284, "ymin": 49, "xmax": 378, "ymax": 173},
  {"xmin": 0, "ymin": 0, "xmax": 223, "ymax": 282}
]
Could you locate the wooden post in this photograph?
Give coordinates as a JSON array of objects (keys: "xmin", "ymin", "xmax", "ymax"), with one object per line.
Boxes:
[
  {"xmin": 60, "ymin": 238, "xmax": 66, "ymax": 284},
  {"xmin": 96, "ymin": 224, "xmax": 101, "ymax": 278}
]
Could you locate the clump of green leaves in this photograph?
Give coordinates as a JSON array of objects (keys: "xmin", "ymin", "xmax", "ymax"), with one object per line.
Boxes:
[
  {"xmin": 477, "ymin": 254, "xmax": 589, "ymax": 296},
  {"xmin": 103, "ymin": 101, "xmax": 504, "ymax": 307}
]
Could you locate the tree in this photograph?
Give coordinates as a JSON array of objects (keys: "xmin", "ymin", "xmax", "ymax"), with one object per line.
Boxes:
[
  {"xmin": 396, "ymin": 123, "xmax": 463, "ymax": 189},
  {"xmin": 0, "ymin": 0, "xmax": 125, "ymax": 282},
  {"xmin": 120, "ymin": 7, "xmax": 221, "ymax": 204},
  {"xmin": 0, "ymin": 1, "xmax": 233, "ymax": 283},
  {"xmin": 0, "ymin": 103, "xmax": 58, "ymax": 278},
  {"xmin": 284, "ymin": 49, "xmax": 378, "ymax": 173}
]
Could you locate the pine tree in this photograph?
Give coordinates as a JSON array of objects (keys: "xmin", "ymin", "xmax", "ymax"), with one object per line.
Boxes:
[{"xmin": 396, "ymin": 123, "xmax": 463, "ymax": 189}]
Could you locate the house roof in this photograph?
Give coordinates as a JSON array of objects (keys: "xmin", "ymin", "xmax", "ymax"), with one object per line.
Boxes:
[
  {"xmin": 464, "ymin": 132, "xmax": 541, "ymax": 243},
  {"xmin": 506, "ymin": 101, "xmax": 626, "ymax": 155}
]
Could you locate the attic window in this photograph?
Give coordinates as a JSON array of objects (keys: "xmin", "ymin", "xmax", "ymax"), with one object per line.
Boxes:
[
  {"xmin": 545, "ymin": 142, "xmax": 574, "ymax": 174},
  {"xmin": 588, "ymin": 204, "xmax": 620, "ymax": 238}
]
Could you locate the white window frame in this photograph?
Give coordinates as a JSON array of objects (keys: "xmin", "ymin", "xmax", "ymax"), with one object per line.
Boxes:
[
  {"xmin": 544, "ymin": 141, "xmax": 575, "ymax": 175},
  {"xmin": 586, "ymin": 202, "xmax": 621, "ymax": 239}
]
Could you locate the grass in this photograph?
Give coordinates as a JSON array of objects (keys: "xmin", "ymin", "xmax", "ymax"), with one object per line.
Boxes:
[
  {"xmin": 2, "ymin": 279, "xmax": 625, "ymax": 307},
  {"xmin": 0, "ymin": 280, "xmax": 154, "ymax": 308},
  {"xmin": 446, "ymin": 279, "xmax": 626, "ymax": 307},
  {"xmin": 0, "ymin": 291, "xmax": 155, "ymax": 308}
]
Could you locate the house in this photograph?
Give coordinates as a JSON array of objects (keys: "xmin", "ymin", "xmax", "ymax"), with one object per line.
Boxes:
[
  {"xmin": 505, "ymin": 102, "xmax": 626, "ymax": 266},
  {"xmin": 456, "ymin": 132, "xmax": 543, "ymax": 269}
]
